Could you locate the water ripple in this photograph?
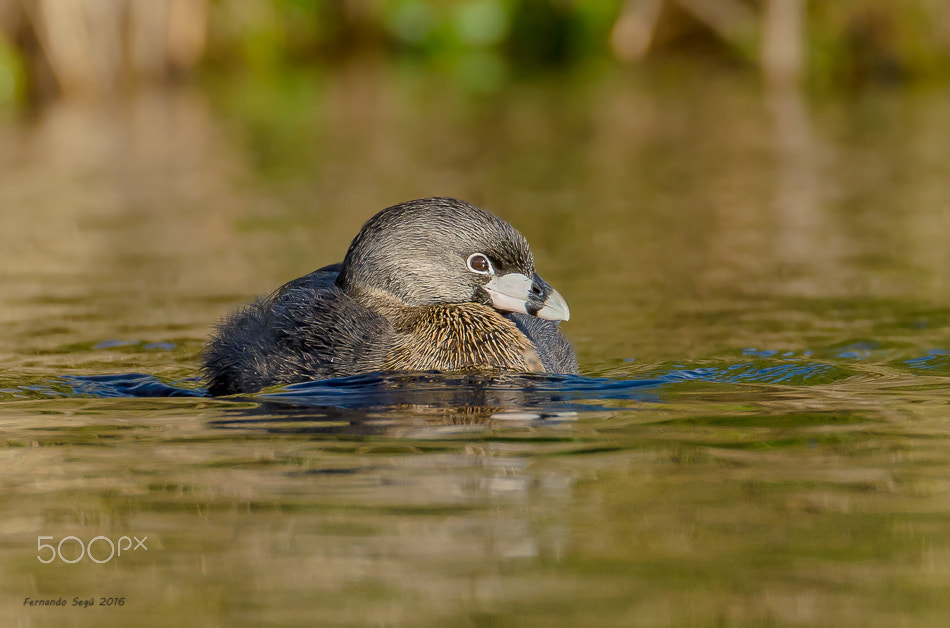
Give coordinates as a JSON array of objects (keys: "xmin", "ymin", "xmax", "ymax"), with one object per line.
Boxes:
[
  {"xmin": 0, "ymin": 350, "xmax": 941, "ymax": 411},
  {"xmin": 658, "ymin": 361, "xmax": 847, "ymax": 385},
  {"xmin": 60, "ymin": 373, "xmax": 205, "ymax": 398}
]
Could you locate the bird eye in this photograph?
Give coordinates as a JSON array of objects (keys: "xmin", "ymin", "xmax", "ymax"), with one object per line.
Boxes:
[{"xmin": 466, "ymin": 253, "xmax": 494, "ymax": 275}]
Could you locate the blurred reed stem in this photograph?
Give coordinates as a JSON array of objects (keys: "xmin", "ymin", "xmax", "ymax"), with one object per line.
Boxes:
[{"xmin": 4, "ymin": 0, "xmax": 206, "ymax": 101}]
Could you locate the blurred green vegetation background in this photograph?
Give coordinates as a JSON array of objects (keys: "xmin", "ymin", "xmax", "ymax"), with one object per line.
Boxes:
[{"xmin": 0, "ymin": 0, "xmax": 948, "ymax": 110}]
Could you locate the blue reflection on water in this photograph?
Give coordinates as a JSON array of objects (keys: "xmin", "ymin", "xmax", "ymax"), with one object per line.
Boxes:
[
  {"xmin": 6, "ymin": 345, "xmax": 944, "ymax": 406},
  {"xmin": 660, "ymin": 361, "xmax": 839, "ymax": 384},
  {"xmin": 903, "ymin": 349, "xmax": 950, "ymax": 372},
  {"xmin": 20, "ymin": 357, "xmax": 847, "ymax": 403},
  {"xmin": 61, "ymin": 373, "xmax": 206, "ymax": 398}
]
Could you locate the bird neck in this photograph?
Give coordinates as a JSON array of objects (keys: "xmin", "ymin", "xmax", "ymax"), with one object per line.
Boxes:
[{"xmin": 344, "ymin": 285, "xmax": 406, "ymax": 323}]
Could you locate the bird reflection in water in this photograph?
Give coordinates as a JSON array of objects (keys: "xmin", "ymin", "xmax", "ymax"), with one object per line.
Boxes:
[{"xmin": 205, "ymin": 372, "xmax": 628, "ymax": 437}]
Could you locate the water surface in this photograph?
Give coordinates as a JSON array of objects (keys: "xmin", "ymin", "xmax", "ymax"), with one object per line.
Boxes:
[{"xmin": 1, "ymin": 66, "xmax": 949, "ymax": 626}]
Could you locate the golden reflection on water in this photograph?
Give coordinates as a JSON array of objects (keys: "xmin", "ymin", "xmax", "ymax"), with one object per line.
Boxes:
[{"xmin": 1, "ymin": 64, "xmax": 950, "ymax": 626}]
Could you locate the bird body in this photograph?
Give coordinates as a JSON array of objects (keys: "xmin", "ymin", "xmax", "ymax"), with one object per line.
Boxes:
[{"xmin": 203, "ymin": 198, "xmax": 577, "ymax": 395}]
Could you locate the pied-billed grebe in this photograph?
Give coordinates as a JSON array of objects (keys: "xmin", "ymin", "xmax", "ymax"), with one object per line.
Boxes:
[{"xmin": 203, "ymin": 197, "xmax": 577, "ymax": 395}]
